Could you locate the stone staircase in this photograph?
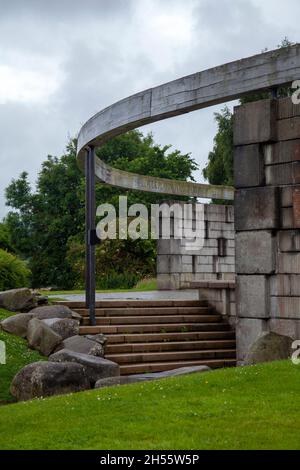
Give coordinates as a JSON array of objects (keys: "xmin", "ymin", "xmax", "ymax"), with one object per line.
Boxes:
[{"xmin": 60, "ymin": 299, "xmax": 236, "ymax": 374}]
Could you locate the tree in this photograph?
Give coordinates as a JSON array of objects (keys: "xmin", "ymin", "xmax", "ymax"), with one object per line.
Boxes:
[
  {"xmin": 0, "ymin": 249, "xmax": 31, "ymax": 291},
  {"xmin": 0, "ymin": 222, "xmax": 14, "ymax": 252},
  {"xmin": 5, "ymin": 139, "xmax": 83, "ymax": 288},
  {"xmin": 202, "ymin": 38, "xmax": 294, "ymax": 191},
  {"xmin": 93, "ymin": 130, "xmax": 198, "ymax": 211},
  {"xmin": 202, "ymin": 106, "xmax": 234, "ymax": 188},
  {"xmin": 5, "ymin": 131, "xmax": 197, "ymax": 288}
]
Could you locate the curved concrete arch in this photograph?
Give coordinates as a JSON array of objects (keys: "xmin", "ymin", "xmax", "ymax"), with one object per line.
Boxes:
[{"xmin": 77, "ymin": 44, "xmax": 300, "ymax": 201}]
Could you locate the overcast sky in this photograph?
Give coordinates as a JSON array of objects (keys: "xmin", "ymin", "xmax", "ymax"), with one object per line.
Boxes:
[{"xmin": 1, "ymin": 0, "xmax": 300, "ymax": 217}]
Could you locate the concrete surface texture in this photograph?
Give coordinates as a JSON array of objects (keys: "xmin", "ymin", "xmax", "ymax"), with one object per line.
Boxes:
[
  {"xmin": 77, "ymin": 45, "xmax": 300, "ymax": 201},
  {"xmin": 234, "ymin": 96, "xmax": 300, "ymax": 363},
  {"xmin": 49, "ymin": 290, "xmax": 199, "ymax": 302}
]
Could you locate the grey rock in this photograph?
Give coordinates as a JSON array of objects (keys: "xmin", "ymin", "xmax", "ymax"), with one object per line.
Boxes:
[
  {"xmin": 85, "ymin": 333, "xmax": 107, "ymax": 346},
  {"xmin": 0, "ymin": 313, "xmax": 33, "ymax": 338},
  {"xmin": 245, "ymin": 332, "xmax": 293, "ymax": 365},
  {"xmin": 27, "ymin": 318, "xmax": 62, "ymax": 356},
  {"xmin": 95, "ymin": 365, "xmax": 210, "ymax": 389},
  {"xmin": 95, "ymin": 376, "xmax": 144, "ymax": 388},
  {"xmin": 30, "ymin": 305, "xmax": 81, "ymax": 320},
  {"xmin": 10, "ymin": 361, "xmax": 90, "ymax": 401},
  {"xmin": 49, "ymin": 349, "xmax": 119, "ymax": 385},
  {"xmin": 58, "ymin": 335, "xmax": 105, "ymax": 357},
  {"xmin": 42, "ymin": 318, "xmax": 79, "ymax": 340},
  {"xmin": 134, "ymin": 365, "xmax": 211, "ymax": 380},
  {"xmin": 0, "ymin": 288, "xmax": 35, "ymax": 312},
  {"xmin": 70, "ymin": 311, "xmax": 82, "ymax": 320}
]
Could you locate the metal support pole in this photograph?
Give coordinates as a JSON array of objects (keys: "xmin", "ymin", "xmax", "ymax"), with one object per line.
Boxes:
[{"xmin": 85, "ymin": 146, "xmax": 96, "ymax": 326}]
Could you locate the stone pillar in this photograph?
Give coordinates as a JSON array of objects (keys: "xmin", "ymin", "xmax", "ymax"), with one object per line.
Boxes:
[{"xmin": 234, "ymin": 97, "xmax": 300, "ymax": 363}]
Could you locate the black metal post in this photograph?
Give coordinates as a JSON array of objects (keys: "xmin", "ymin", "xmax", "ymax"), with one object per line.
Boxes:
[{"xmin": 85, "ymin": 146, "xmax": 96, "ymax": 326}]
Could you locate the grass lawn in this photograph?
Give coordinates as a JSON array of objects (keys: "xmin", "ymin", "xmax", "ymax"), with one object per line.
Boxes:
[
  {"xmin": 0, "ymin": 360, "xmax": 299, "ymax": 450},
  {"xmin": 0, "ymin": 309, "xmax": 45, "ymax": 403},
  {"xmin": 39, "ymin": 278, "xmax": 158, "ymax": 296}
]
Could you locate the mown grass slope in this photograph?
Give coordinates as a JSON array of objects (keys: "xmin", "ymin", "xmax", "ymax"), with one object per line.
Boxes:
[
  {"xmin": 0, "ymin": 308, "xmax": 45, "ymax": 403},
  {"xmin": 0, "ymin": 360, "xmax": 299, "ymax": 450}
]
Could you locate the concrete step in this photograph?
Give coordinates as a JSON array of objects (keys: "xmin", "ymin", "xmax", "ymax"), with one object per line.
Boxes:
[
  {"xmin": 102, "ymin": 330, "xmax": 236, "ymax": 344},
  {"xmin": 79, "ymin": 322, "xmax": 231, "ymax": 335},
  {"xmin": 81, "ymin": 314, "xmax": 221, "ymax": 326},
  {"xmin": 58, "ymin": 300, "xmax": 207, "ymax": 309},
  {"xmin": 120, "ymin": 358, "xmax": 236, "ymax": 375},
  {"xmin": 106, "ymin": 339, "xmax": 236, "ymax": 354},
  {"xmin": 75, "ymin": 306, "xmax": 213, "ymax": 317},
  {"xmin": 62, "ymin": 297, "xmax": 236, "ymax": 375},
  {"xmin": 106, "ymin": 348, "xmax": 236, "ymax": 364}
]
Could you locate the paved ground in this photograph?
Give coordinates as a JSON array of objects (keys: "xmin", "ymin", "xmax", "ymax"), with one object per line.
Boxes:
[{"xmin": 49, "ymin": 290, "xmax": 199, "ymax": 302}]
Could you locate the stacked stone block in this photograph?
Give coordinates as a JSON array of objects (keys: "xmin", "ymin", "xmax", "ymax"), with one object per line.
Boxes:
[
  {"xmin": 157, "ymin": 202, "xmax": 235, "ymax": 290},
  {"xmin": 234, "ymin": 97, "xmax": 300, "ymax": 363}
]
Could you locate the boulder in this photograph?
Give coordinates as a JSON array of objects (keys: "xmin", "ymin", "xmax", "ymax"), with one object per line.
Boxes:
[
  {"xmin": 30, "ymin": 305, "xmax": 81, "ymax": 321},
  {"xmin": 0, "ymin": 288, "xmax": 35, "ymax": 312},
  {"xmin": 42, "ymin": 318, "xmax": 79, "ymax": 340},
  {"xmin": 133, "ymin": 365, "xmax": 211, "ymax": 380},
  {"xmin": 57, "ymin": 335, "xmax": 105, "ymax": 356},
  {"xmin": 10, "ymin": 361, "xmax": 90, "ymax": 401},
  {"xmin": 0, "ymin": 313, "xmax": 33, "ymax": 338},
  {"xmin": 27, "ymin": 318, "xmax": 62, "ymax": 356},
  {"xmin": 95, "ymin": 376, "xmax": 144, "ymax": 388},
  {"xmin": 85, "ymin": 333, "xmax": 107, "ymax": 346},
  {"xmin": 95, "ymin": 365, "xmax": 210, "ymax": 389},
  {"xmin": 245, "ymin": 332, "xmax": 293, "ymax": 365},
  {"xmin": 49, "ymin": 349, "xmax": 119, "ymax": 385}
]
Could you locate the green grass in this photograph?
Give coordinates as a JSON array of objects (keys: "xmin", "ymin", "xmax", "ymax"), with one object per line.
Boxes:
[
  {"xmin": 0, "ymin": 309, "xmax": 45, "ymax": 403},
  {"xmin": 0, "ymin": 360, "xmax": 299, "ymax": 449},
  {"xmin": 39, "ymin": 278, "xmax": 157, "ymax": 296}
]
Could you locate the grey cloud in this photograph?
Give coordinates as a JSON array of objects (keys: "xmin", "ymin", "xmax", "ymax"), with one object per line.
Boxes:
[
  {"xmin": 0, "ymin": 0, "xmax": 133, "ymax": 21},
  {"xmin": 0, "ymin": 0, "xmax": 299, "ymax": 218}
]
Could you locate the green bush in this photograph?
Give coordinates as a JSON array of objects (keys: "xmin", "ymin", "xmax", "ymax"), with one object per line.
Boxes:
[
  {"xmin": 0, "ymin": 249, "xmax": 31, "ymax": 291},
  {"xmin": 0, "ymin": 223, "xmax": 14, "ymax": 252},
  {"xmin": 66, "ymin": 237, "xmax": 156, "ymax": 290}
]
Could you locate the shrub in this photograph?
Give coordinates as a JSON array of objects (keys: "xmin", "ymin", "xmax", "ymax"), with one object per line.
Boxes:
[
  {"xmin": 0, "ymin": 223, "xmax": 14, "ymax": 252},
  {"xmin": 66, "ymin": 237, "xmax": 156, "ymax": 290},
  {"xmin": 0, "ymin": 249, "xmax": 31, "ymax": 291}
]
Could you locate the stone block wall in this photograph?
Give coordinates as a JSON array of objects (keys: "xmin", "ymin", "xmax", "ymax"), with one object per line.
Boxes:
[
  {"xmin": 192, "ymin": 280, "xmax": 236, "ymax": 325},
  {"xmin": 157, "ymin": 202, "xmax": 235, "ymax": 290},
  {"xmin": 234, "ymin": 97, "xmax": 300, "ymax": 364}
]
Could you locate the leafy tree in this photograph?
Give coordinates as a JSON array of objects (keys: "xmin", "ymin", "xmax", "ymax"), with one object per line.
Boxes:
[
  {"xmin": 5, "ymin": 171, "xmax": 34, "ymax": 255},
  {"xmin": 202, "ymin": 106, "xmax": 234, "ymax": 188},
  {"xmin": 5, "ymin": 139, "xmax": 83, "ymax": 288},
  {"xmin": 0, "ymin": 249, "xmax": 31, "ymax": 291},
  {"xmin": 0, "ymin": 222, "xmax": 14, "ymax": 252},
  {"xmin": 202, "ymin": 38, "xmax": 294, "ymax": 192},
  {"xmin": 92, "ymin": 130, "xmax": 198, "ymax": 212},
  {"xmin": 66, "ymin": 236, "xmax": 156, "ymax": 289},
  {"xmin": 5, "ymin": 131, "xmax": 197, "ymax": 288}
]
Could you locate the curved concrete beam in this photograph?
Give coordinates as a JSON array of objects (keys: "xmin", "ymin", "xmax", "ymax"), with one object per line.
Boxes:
[{"xmin": 77, "ymin": 44, "xmax": 300, "ymax": 200}]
